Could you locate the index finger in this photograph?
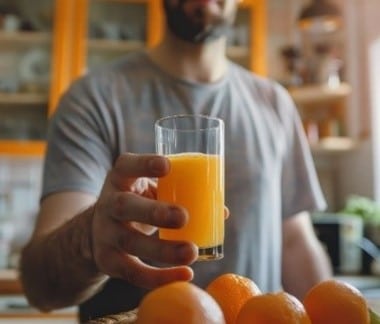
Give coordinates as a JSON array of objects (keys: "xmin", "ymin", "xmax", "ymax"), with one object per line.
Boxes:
[{"xmin": 111, "ymin": 153, "xmax": 170, "ymax": 190}]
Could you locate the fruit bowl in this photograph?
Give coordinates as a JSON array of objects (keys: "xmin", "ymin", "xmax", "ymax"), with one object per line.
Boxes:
[{"xmin": 85, "ymin": 308, "xmax": 138, "ymax": 324}]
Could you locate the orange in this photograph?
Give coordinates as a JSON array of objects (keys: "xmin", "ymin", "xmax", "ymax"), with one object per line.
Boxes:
[
  {"xmin": 205, "ymin": 273, "xmax": 261, "ymax": 324},
  {"xmin": 236, "ymin": 291, "xmax": 311, "ymax": 324},
  {"xmin": 135, "ymin": 281, "xmax": 225, "ymax": 324},
  {"xmin": 303, "ymin": 279, "xmax": 370, "ymax": 324}
]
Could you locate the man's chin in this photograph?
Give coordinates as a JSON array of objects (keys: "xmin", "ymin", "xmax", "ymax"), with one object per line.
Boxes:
[
  {"xmin": 163, "ymin": 0, "xmax": 231, "ymax": 44},
  {"xmin": 166, "ymin": 11, "xmax": 230, "ymax": 44}
]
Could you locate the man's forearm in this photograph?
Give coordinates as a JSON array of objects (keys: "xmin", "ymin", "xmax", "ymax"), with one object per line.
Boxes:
[
  {"xmin": 20, "ymin": 205, "xmax": 108, "ymax": 311},
  {"xmin": 282, "ymin": 212, "xmax": 333, "ymax": 300},
  {"xmin": 282, "ymin": 236, "xmax": 332, "ymax": 300}
]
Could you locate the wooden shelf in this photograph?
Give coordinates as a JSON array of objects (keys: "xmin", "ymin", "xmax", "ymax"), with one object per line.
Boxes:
[
  {"xmin": 88, "ymin": 39, "xmax": 145, "ymax": 53},
  {"xmin": 0, "ymin": 93, "xmax": 49, "ymax": 106},
  {"xmin": 0, "ymin": 31, "xmax": 51, "ymax": 45},
  {"xmin": 289, "ymin": 83, "xmax": 351, "ymax": 106},
  {"xmin": 0, "ymin": 141, "xmax": 46, "ymax": 156},
  {"xmin": 311, "ymin": 137, "xmax": 359, "ymax": 154}
]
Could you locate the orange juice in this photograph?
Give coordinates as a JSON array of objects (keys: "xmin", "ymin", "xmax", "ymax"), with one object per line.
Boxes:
[{"xmin": 157, "ymin": 152, "xmax": 224, "ymax": 250}]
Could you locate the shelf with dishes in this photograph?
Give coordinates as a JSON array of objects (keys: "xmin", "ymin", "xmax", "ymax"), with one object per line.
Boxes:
[
  {"xmin": 88, "ymin": 40, "xmax": 251, "ymax": 62},
  {"xmin": 0, "ymin": 93, "xmax": 48, "ymax": 105},
  {"xmin": 91, "ymin": 0, "xmax": 149, "ymax": 3},
  {"xmin": 88, "ymin": 38, "xmax": 145, "ymax": 53},
  {"xmin": 310, "ymin": 136, "xmax": 359, "ymax": 155},
  {"xmin": 0, "ymin": 31, "xmax": 51, "ymax": 46},
  {"xmin": 87, "ymin": 38, "xmax": 251, "ymax": 61},
  {"xmin": 0, "ymin": 94, "xmax": 48, "ymax": 155},
  {"xmin": 289, "ymin": 83, "xmax": 351, "ymax": 106},
  {"xmin": 288, "ymin": 82, "xmax": 357, "ymax": 154}
]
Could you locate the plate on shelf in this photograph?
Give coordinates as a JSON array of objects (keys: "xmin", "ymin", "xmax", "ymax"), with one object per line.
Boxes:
[{"xmin": 18, "ymin": 48, "xmax": 50, "ymax": 93}]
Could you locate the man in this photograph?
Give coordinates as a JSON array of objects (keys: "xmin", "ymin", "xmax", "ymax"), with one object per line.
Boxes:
[{"xmin": 20, "ymin": 0, "xmax": 332, "ymax": 321}]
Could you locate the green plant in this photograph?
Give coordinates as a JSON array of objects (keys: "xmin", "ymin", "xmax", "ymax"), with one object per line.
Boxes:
[
  {"xmin": 370, "ymin": 308, "xmax": 380, "ymax": 324},
  {"xmin": 340, "ymin": 195, "xmax": 380, "ymax": 224}
]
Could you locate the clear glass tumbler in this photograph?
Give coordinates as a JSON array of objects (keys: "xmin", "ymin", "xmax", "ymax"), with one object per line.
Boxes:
[{"xmin": 155, "ymin": 114, "xmax": 225, "ymax": 261}]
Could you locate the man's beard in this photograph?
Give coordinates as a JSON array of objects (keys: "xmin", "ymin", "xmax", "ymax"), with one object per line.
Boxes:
[{"xmin": 163, "ymin": 1, "xmax": 234, "ymax": 44}]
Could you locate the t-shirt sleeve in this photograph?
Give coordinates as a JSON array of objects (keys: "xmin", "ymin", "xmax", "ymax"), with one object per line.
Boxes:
[
  {"xmin": 274, "ymin": 83, "xmax": 327, "ymax": 219},
  {"xmin": 41, "ymin": 77, "xmax": 114, "ymax": 200}
]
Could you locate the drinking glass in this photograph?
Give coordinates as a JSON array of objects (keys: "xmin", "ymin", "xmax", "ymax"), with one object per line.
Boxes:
[{"xmin": 155, "ymin": 114, "xmax": 225, "ymax": 261}]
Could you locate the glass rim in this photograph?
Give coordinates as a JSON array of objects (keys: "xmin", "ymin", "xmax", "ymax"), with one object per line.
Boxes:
[{"xmin": 155, "ymin": 114, "xmax": 224, "ymax": 131}]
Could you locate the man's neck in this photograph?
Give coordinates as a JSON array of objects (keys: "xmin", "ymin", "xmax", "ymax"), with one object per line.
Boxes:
[{"xmin": 147, "ymin": 31, "xmax": 228, "ymax": 84}]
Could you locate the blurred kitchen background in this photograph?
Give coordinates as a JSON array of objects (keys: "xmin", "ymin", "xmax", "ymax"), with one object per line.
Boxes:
[{"xmin": 0, "ymin": 0, "xmax": 379, "ymax": 321}]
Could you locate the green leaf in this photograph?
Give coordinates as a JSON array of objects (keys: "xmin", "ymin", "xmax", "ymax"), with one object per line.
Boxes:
[
  {"xmin": 370, "ymin": 308, "xmax": 380, "ymax": 324},
  {"xmin": 340, "ymin": 195, "xmax": 380, "ymax": 223}
]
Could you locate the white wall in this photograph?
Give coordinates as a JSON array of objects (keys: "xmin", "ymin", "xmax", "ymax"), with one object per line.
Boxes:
[{"xmin": 367, "ymin": 10, "xmax": 380, "ymax": 202}]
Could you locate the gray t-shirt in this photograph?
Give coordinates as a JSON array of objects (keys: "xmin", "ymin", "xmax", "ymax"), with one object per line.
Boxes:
[{"xmin": 42, "ymin": 51, "xmax": 326, "ymax": 320}]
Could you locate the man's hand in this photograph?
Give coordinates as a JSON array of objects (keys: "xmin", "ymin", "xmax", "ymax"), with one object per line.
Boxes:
[{"xmin": 92, "ymin": 153, "xmax": 199, "ymax": 289}]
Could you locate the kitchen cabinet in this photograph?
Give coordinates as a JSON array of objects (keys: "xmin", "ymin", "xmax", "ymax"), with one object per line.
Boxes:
[
  {"xmin": 85, "ymin": 0, "xmax": 155, "ymax": 72},
  {"xmin": 0, "ymin": 0, "xmax": 83, "ymax": 156},
  {"xmin": 0, "ymin": 0, "xmax": 54, "ymax": 156},
  {"xmin": 82, "ymin": 0, "xmax": 267, "ymax": 73},
  {"xmin": 0, "ymin": 0, "xmax": 267, "ymax": 156}
]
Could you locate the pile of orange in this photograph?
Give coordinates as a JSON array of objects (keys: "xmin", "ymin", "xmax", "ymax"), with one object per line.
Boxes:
[{"xmin": 135, "ymin": 274, "xmax": 374, "ymax": 324}]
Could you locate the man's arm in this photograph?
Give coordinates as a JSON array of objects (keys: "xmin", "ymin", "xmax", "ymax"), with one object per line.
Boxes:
[
  {"xmin": 20, "ymin": 154, "xmax": 198, "ymax": 312},
  {"xmin": 20, "ymin": 192, "xmax": 108, "ymax": 311},
  {"xmin": 281, "ymin": 211, "xmax": 333, "ymax": 300}
]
